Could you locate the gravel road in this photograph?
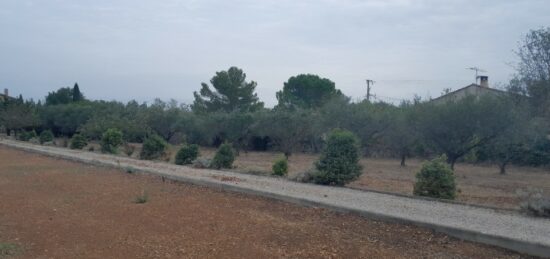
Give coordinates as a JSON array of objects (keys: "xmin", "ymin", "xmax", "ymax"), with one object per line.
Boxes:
[{"xmin": 1, "ymin": 139, "xmax": 549, "ymax": 257}]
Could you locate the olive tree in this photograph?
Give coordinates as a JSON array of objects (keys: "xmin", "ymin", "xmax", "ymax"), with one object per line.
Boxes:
[{"xmin": 417, "ymin": 96, "xmax": 515, "ymax": 169}]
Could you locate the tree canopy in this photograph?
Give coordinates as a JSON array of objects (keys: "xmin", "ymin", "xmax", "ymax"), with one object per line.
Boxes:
[
  {"xmin": 46, "ymin": 83, "xmax": 85, "ymax": 105},
  {"xmin": 417, "ymin": 96, "xmax": 515, "ymax": 169},
  {"xmin": 192, "ymin": 67, "xmax": 264, "ymax": 113},
  {"xmin": 515, "ymin": 27, "xmax": 550, "ymax": 118},
  {"xmin": 276, "ymin": 74, "xmax": 343, "ymax": 109}
]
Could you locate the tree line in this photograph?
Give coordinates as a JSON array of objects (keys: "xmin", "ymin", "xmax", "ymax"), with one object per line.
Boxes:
[{"xmin": 1, "ymin": 28, "xmax": 549, "ymax": 173}]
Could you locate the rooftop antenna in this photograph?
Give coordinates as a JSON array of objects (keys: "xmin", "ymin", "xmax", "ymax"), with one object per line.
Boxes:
[{"xmin": 466, "ymin": 67, "xmax": 487, "ymax": 84}]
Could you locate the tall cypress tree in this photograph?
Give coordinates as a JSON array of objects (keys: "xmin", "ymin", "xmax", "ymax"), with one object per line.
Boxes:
[{"xmin": 72, "ymin": 83, "xmax": 83, "ymax": 102}]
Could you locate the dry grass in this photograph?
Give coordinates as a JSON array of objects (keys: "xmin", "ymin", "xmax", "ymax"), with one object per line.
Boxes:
[
  {"xmin": 66, "ymin": 139, "xmax": 550, "ymax": 209},
  {"xmin": 200, "ymin": 148, "xmax": 550, "ymax": 209}
]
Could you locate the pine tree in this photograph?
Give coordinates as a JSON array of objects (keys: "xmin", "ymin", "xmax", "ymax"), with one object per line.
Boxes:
[{"xmin": 192, "ymin": 67, "xmax": 264, "ymax": 113}]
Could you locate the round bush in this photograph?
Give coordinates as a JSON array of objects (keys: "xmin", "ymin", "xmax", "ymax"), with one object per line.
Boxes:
[
  {"xmin": 211, "ymin": 143, "xmax": 235, "ymax": 169},
  {"xmin": 272, "ymin": 156, "xmax": 288, "ymax": 176},
  {"xmin": 175, "ymin": 144, "xmax": 199, "ymax": 165},
  {"xmin": 101, "ymin": 128, "xmax": 123, "ymax": 154},
  {"xmin": 313, "ymin": 129, "xmax": 362, "ymax": 185},
  {"xmin": 19, "ymin": 130, "xmax": 37, "ymax": 141},
  {"xmin": 140, "ymin": 135, "xmax": 169, "ymax": 160},
  {"xmin": 39, "ymin": 130, "xmax": 54, "ymax": 144},
  {"xmin": 413, "ymin": 155, "xmax": 456, "ymax": 200},
  {"xmin": 70, "ymin": 134, "xmax": 88, "ymax": 149}
]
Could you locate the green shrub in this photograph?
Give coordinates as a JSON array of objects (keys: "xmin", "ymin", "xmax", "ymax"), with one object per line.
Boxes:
[
  {"xmin": 70, "ymin": 134, "xmax": 88, "ymax": 149},
  {"xmin": 192, "ymin": 158, "xmax": 211, "ymax": 169},
  {"xmin": 272, "ymin": 156, "xmax": 288, "ymax": 176},
  {"xmin": 518, "ymin": 188, "xmax": 550, "ymax": 218},
  {"xmin": 39, "ymin": 130, "xmax": 54, "ymax": 144},
  {"xmin": 313, "ymin": 129, "xmax": 362, "ymax": 185},
  {"xmin": 100, "ymin": 128, "xmax": 123, "ymax": 154},
  {"xmin": 211, "ymin": 143, "xmax": 235, "ymax": 169},
  {"xmin": 0, "ymin": 243, "xmax": 21, "ymax": 257},
  {"xmin": 18, "ymin": 130, "xmax": 37, "ymax": 141},
  {"xmin": 175, "ymin": 144, "xmax": 199, "ymax": 165},
  {"xmin": 134, "ymin": 190, "xmax": 149, "ymax": 204},
  {"xmin": 140, "ymin": 135, "xmax": 169, "ymax": 160},
  {"xmin": 413, "ymin": 155, "xmax": 456, "ymax": 200}
]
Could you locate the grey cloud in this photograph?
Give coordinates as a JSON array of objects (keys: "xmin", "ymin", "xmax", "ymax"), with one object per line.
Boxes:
[{"xmin": 1, "ymin": 0, "xmax": 549, "ymax": 106}]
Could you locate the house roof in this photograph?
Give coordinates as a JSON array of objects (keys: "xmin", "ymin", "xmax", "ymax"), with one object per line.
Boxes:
[
  {"xmin": 0, "ymin": 93, "xmax": 15, "ymax": 101},
  {"xmin": 430, "ymin": 83, "xmax": 508, "ymax": 102}
]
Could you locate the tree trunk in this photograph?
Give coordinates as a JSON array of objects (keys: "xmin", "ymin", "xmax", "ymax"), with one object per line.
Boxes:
[
  {"xmin": 499, "ymin": 162, "xmax": 507, "ymax": 175},
  {"xmin": 284, "ymin": 151, "xmax": 291, "ymax": 159},
  {"xmin": 449, "ymin": 157, "xmax": 457, "ymax": 170},
  {"xmin": 400, "ymin": 154, "xmax": 406, "ymax": 167}
]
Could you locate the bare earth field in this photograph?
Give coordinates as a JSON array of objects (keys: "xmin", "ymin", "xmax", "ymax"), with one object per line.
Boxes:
[{"xmin": 0, "ymin": 146, "xmax": 531, "ymax": 258}]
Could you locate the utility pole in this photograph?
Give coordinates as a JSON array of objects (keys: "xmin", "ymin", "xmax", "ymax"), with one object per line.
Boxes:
[{"xmin": 365, "ymin": 79, "xmax": 374, "ymax": 101}]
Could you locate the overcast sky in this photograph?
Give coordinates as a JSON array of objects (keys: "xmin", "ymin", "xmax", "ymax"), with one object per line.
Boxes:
[{"xmin": 1, "ymin": 0, "xmax": 549, "ymax": 106}]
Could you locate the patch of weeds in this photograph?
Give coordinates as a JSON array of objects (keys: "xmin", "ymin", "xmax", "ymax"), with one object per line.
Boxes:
[
  {"xmin": 134, "ymin": 190, "xmax": 149, "ymax": 204},
  {"xmin": 126, "ymin": 167, "xmax": 135, "ymax": 174},
  {"xmin": 0, "ymin": 243, "xmax": 21, "ymax": 257}
]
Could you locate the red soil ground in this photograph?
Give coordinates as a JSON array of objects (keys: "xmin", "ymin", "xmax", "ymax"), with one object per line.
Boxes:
[{"xmin": 0, "ymin": 146, "xmax": 531, "ymax": 258}]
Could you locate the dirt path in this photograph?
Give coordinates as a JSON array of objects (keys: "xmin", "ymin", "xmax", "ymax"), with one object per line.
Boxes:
[{"xmin": 0, "ymin": 146, "xmax": 532, "ymax": 258}]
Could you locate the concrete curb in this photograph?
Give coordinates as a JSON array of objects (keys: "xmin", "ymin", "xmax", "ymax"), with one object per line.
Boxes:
[{"xmin": 1, "ymin": 140, "xmax": 549, "ymax": 258}]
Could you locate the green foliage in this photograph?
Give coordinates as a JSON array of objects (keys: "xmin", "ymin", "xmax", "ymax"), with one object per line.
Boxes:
[
  {"xmin": 70, "ymin": 134, "xmax": 88, "ymax": 149},
  {"xmin": 219, "ymin": 112, "xmax": 255, "ymax": 152},
  {"xmin": 45, "ymin": 84, "xmax": 85, "ymax": 105},
  {"xmin": 313, "ymin": 129, "xmax": 362, "ymax": 185},
  {"xmin": 175, "ymin": 144, "xmax": 199, "ymax": 165},
  {"xmin": 140, "ymin": 135, "xmax": 169, "ymax": 160},
  {"xmin": 417, "ymin": 96, "xmax": 515, "ymax": 169},
  {"xmin": 18, "ymin": 129, "xmax": 37, "ymax": 141},
  {"xmin": 46, "ymin": 87, "xmax": 74, "ymax": 105},
  {"xmin": 272, "ymin": 156, "xmax": 288, "ymax": 176},
  {"xmin": 0, "ymin": 99, "xmax": 38, "ymax": 136},
  {"xmin": 79, "ymin": 114, "xmax": 149, "ymax": 142},
  {"xmin": 253, "ymin": 109, "xmax": 321, "ymax": 156},
  {"xmin": 211, "ymin": 143, "xmax": 235, "ymax": 169},
  {"xmin": 413, "ymin": 155, "xmax": 457, "ymax": 200},
  {"xmin": 192, "ymin": 158, "xmax": 212, "ymax": 169},
  {"xmin": 72, "ymin": 82, "xmax": 84, "ymax": 102},
  {"xmin": 320, "ymin": 98, "xmax": 394, "ymax": 154},
  {"xmin": 276, "ymin": 74, "xmax": 343, "ymax": 109},
  {"xmin": 101, "ymin": 128, "xmax": 123, "ymax": 154},
  {"xmin": 39, "ymin": 130, "xmax": 54, "ymax": 144},
  {"xmin": 39, "ymin": 102, "xmax": 95, "ymax": 136},
  {"xmin": 134, "ymin": 190, "xmax": 149, "ymax": 204},
  {"xmin": 510, "ymin": 27, "xmax": 550, "ymax": 125},
  {"xmin": 192, "ymin": 67, "xmax": 264, "ymax": 113},
  {"xmin": 380, "ymin": 104, "xmax": 419, "ymax": 166},
  {"xmin": 0, "ymin": 242, "xmax": 21, "ymax": 257}
]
